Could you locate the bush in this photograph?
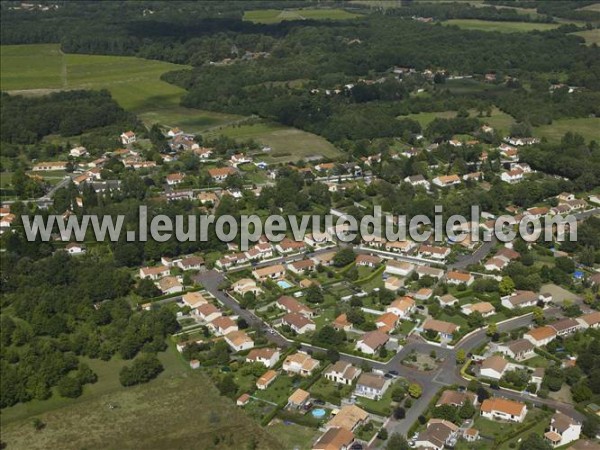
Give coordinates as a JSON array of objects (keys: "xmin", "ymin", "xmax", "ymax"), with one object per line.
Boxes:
[
  {"xmin": 57, "ymin": 376, "xmax": 83, "ymax": 398},
  {"xmin": 119, "ymin": 354, "xmax": 164, "ymax": 387}
]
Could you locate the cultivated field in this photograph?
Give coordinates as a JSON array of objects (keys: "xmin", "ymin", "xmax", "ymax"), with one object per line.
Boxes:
[
  {"xmin": 1, "ymin": 346, "xmax": 281, "ymax": 450},
  {"xmin": 534, "ymin": 117, "xmax": 600, "ymax": 143},
  {"xmin": 443, "ymin": 19, "xmax": 560, "ymax": 33},
  {"xmin": 203, "ymin": 121, "xmax": 342, "ymax": 162},
  {"xmin": 572, "ymin": 28, "xmax": 600, "ymax": 45},
  {"xmin": 0, "ymin": 44, "xmax": 242, "ymax": 132},
  {"xmin": 243, "ymin": 8, "xmax": 361, "ymax": 24}
]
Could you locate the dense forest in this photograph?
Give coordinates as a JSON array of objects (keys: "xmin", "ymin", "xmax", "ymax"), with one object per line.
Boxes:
[{"xmin": 0, "ymin": 90, "xmax": 138, "ymax": 144}]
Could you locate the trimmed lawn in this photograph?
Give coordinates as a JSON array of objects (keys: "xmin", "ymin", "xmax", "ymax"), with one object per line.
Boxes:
[
  {"xmin": 254, "ymin": 375, "xmax": 295, "ymax": 405},
  {"xmin": 355, "ymin": 380, "xmax": 404, "ymax": 416},
  {"xmin": 523, "ymin": 355, "xmax": 550, "ymax": 368},
  {"xmin": 266, "ymin": 421, "xmax": 320, "ymax": 450},
  {"xmin": 309, "ymin": 378, "xmax": 353, "ymax": 406}
]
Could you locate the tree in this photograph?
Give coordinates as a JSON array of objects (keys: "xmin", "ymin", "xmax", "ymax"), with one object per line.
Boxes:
[
  {"xmin": 393, "ymin": 407, "xmax": 406, "ymax": 419},
  {"xmin": 378, "ymin": 428, "xmax": 389, "ymax": 440},
  {"xmin": 432, "ymin": 404, "xmax": 457, "ymax": 423},
  {"xmin": 486, "ymin": 322, "xmax": 498, "ymax": 337},
  {"xmin": 459, "ymin": 401, "xmax": 475, "ymax": 419},
  {"xmin": 499, "ymin": 276, "xmax": 515, "ymax": 296},
  {"xmin": 135, "ymin": 278, "xmax": 161, "ymax": 298},
  {"xmin": 119, "ymin": 354, "xmax": 164, "ymax": 387},
  {"xmin": 333, "ymin": 248, "xmax": 355, "ymax": 267},
  {"xmin": 386, "ymin": 433, "xmax": 410, "ymax": 450},
  {"xmin": 518, "ymin": 433, "xmax": 552, "ymax": 450},
  {"xmin": 476, "ymin": 386, "xmax": 490, "ymax": 403},
  {"xmin": 532, "ymin": 307, "xmax": 545, "ymax": 325},
  {"xmin": 57, "ymin": 376, "xmax": 83, "ymax": 398},
  {"xmin": 456, "ymin": 349, "xmax": 466, "ymax": 365},
  {"xmin": 305, "ymin": 285, "xmax": 324, "ymax": 304},
  {"xmin": 408, "ymin": 383, "xmax": 422, "ymax": 399}
]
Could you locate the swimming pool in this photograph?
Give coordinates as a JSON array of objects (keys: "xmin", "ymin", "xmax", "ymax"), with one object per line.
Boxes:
[
  {"xmin": 277, "ymin": 280, "xmax": 293, "ymax": 289},
  {"xmin": 311, "ymin": 408, "xmax": 327, "ymax": 419}
]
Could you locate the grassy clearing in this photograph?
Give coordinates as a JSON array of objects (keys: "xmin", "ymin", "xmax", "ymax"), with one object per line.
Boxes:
[
  {"xmin": 138, "ymin": 107, "xmax": 244, "ymax": 134},
  {"xmin": 577, "ymin": 3, "xmax": 600, "ymax": 12},
  {"xmin": 572, "ymin": 28, "xmax": 600, "ymax": 45},
  {"xmin": 443, "ymin": 19, "xmax": 560, "ymax": 33},
  {"xmin": 203, "ymin": 121, "xmax": 342, "ymax": 163},
  {"xmin": 534, "ymin": 117, "xmax": 600, "ymax": 143},
  {"xmin": 243, "ymin": 8, "xmax": 361, "ymax": 24},
  {"xmin": 0, "ymin": 44, "xmax": 64, "ymax": 89},
  {"xmin": 266, "ymin": 420, "xmax": 319, "ymax": 450}
]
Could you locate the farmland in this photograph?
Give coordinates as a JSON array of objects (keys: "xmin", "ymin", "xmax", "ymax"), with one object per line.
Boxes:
[
  {"xmin": 0, "ymin": 44, "xmax": 240, "ymax": 132},
  {"xmin": 572, "ymin": 28, "xmax": 600, "ymax": 45},
  {"xmin": 534, "ymin": 117, "xmax": 600, "ymax": 143},
  {"xmin": 399, "ymin": 107, "xmax": 516, "ymax": 135},
  {"xmin": 443, "ymin": 19, "xmax": 560, "ymax": 33},
  {"xmin": 243, "ymin": 8, "xmax": 361, "ymax": 24},
  {"xmin": 202, "ymin": 120, "xmax": 342, "ymax": 162}
]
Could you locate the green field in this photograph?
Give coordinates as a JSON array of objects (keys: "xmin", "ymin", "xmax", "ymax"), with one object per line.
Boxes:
[
  {"xmin": 0, "ymin": 44, "xmax": 243, "ymax": 133},
  {"xmin": 399, "ymin": 107, "xmax": 515, "ymax": 134},
  {"xmin": 243, "ymin": 8, "xmax": 361, "ymax": 24},
  {"xmin": 203, "ymin": 121, "xmax": 342, "ymax": 162},
  {"xmin": 534, "ymin": 117, "xmax": 600, "ymax": 143},
  {"xmin": 577, "ymin": 3, "xmax": 600, "ymax": 12},
  {"xmin": 572, "ymin": 28, "xmax": 600, "ymax": 45},
  {"xmin": 0, "ymin": 346, "xmax": 282, "ymax": 450},
  {"xmin": 444, "ymin": 19, "xmax": 560, "ymax": 33}
]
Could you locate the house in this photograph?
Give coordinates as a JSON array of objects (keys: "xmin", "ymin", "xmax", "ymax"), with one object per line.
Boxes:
[
  {"xmin": 256, "ymin": 369, "xmax": 278, "ymax": 390},
  {"xmin": 282, "ymin": 352, "xmax": 319, "ymax": 376},
  {"xmin": 414, "ymin": 419, "xmax": 458, "ymax": 450},
  {"xmin": 525, "ymin": 206, "xmax": 549, "ymax": 220},
  {"xmin": 177, "ymin": 256, "xmax": 204, "ymax": 271},
  {"xmin": 463, "ymin": 428, "xmax": 480, "ymax": 442},
  {"xmin": 311, "ymin": 251, "xmax": 337, "ymax": 267},
  {"xmin": 32, "ymin": 161, "xmax": 68, "ymax": 171},
  {"xmin": 247, "ymin": 348, "xmax": 280, "ymax": 368},
  {"xmin": 237, "ymin": 393, "xmax": 250, "ymax": 406},
  {"xmin": 326, "ymin": 405, "xmax": 369, "ymax": 431},
  {"xmin": 181, "ymin": 292, "xmax": 208, "ymax": 309},
  {"xmin": 386, "ymin": 296, "xmax": 415, "ymax": 319},
  {"xmin": 355, "ymin": 330, "xmax": 389, "ymax": 355},
  {"xmin": 376, "ymin": 312, "xmax": 400, "ymax": 333},
  {"xmin": 120, "ymin": 131, "xmax": 136, "ymax": 145},
  {"xmin": 282, "ymin": 312, "xmax": 316, "ymax": 334},
  {"xmin": 461, "ymin": 302, "xmax": 495, "ymax": 317},
  {"xmin": 480, "ymin": 355, "xmax": 509, "ymax": 380},
  {"xmin": 304, "ymin": 231, "xmax": 331, "ymax": 247},
  {"xmin": 166, "ymin": 173, "xmax": 185, "ymax": 185},
  {"xmin": 276, "ymin": 296, "xmax": 314, "ymax": 318},
  {"xmin": 416, "ymin": 266, "xmax": 445, "ymax": 279},
  {"xmin": 355, "ymin": 373, "xmax": 391, "ymax": 400},
  {"xmin": 501, "ymin": 169, "xmax": 525, "ymax": 184},
  {"xmin": 446, "ymin": 270, "xmax": 474, "ymax": 286},
  {"xmin": 196, "ymin": 303, "xmax": 222, "ymax": 322},
  {"xmin": 523, "ymin": 326, "xmax": 557, "ymax": 347},
  {"xmin": 384, "ymin": 240, "xmax": 416, "ymax": 254},
  {"xmin": 545, "ymin": 412, "xmax": 581, "ymax": 447},
  {"xmin": 415, "ymin": 288, "xmax": 433, "ymax": 301},
  {"xmin": 312, "ymin": 427, "xmax": 354, "ymax": 450},
  {"xmin": 496, "ymin": 246, "xmax": 521, "ymax": 262},
  {"xmin": 355, "ymin": 254, "xmax": 381, "ymax": 268},
  {"xmin": 432, "ymin": 174, "xmax": 461, "ymax": 188},
  {"xmin": 506, "ymin": 136, "xmax": 539, "ymax": 146},
  {"xmin": 501, "ymin": 290, "xmax": 538, "ymax": 309},
  {"xmin": 208, "ymin": 316, "xmax": 238, "ymax": 336},
  {"xmin": 384, "ymin": 260, "xmax": 415, "ymax": 277},
  {"xmin": 484, "ymin": 257, "xmax": 508, "ymax": 271},
  {"xmin": 332, "ymin": 313, "xmax": 352, "ymax": 332},
  {"xmin": 276, "ymin": 238, "xmax": 306, "ymax": 254},
  {"xmin": 65, "ymin": 242, "xmax": 86, "ymax": 255},
  {"xmin": 549, "ymin": 318, "xmax": 582, "ymax": 337},
  {"xmin": 463, "ymin": 171, "xmax": 483, "ymax": 182},
  {"xmin": 422, "ymin": 319, "xmax": 459, "ymax": 340},
  {"xmin": 156, "ymin": 276, "xmax": 183, "ymax": 294},
  {"xmin": 232, "ymin": 278, "xmax": 263, "ymax": 296},
  {"xmin": 139, "ymin": 265, "xmax": 170, "ymax": 280},
  {"xmin": 324, "ymin": 361, "xmax": 362, "ymax": 386},
  {"xmin": 480, "ymin": 397, "xmax": 527, "ymax": 423},
  {"xmin": 436, "ymin": 390, "xmax": 476, "ymax": 408},
  {"xmin": 224, "ymin": 330, "xmax": 254, "ymax": 352},
  {"xmin": 230, "ymin": 153, "xmax": 252, "ymax": 167},
  {"xmin": 208, "ymin": 167, "xmax": 236, "ymax": 182},
  {"xmin": 577, "ymin": 311, "xmax": 600, "ymax": 329},
  {"xmin": 194, "ymin": 147, "xmax": 213, "ymax": 159},
  {"xmin": 418, "ymin": 245, "xmax": 451, "ymax": 260},
  {"xmin": 288, "ymin": 259, "xmax": 316, "ymax": 274},
  {"xmin": 385, "ymin": 276, "xmax": 404, "ymax": 291},
  {"xmin": 252, "ymin": 264, "xmax": 286, "ymax": 281},
  {"xmin": 404, "ymin": 174, "xmax": 430, "ymax": 189},
  {"xmin": 437, "ymin": 294, "xmax": 459, "ymax": 307},
  {"xmin": 288, "ymin": 388, "xmax": 310, "ymax": 409},
  {"xmin": 69, "ymin": 146, "xmax": 88, "ymax": 157},
  {"xmin": 493, "ymin": 339, "xmax": 535, "ymax": 361}
]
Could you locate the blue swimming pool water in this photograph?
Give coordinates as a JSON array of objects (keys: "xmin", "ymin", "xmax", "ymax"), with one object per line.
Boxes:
[
  {"xmin": 311, "ymin": 408, "xmax": 326, "ymax": 418},
  {"xmin": 277, "ymin": 280, "xmax": 293, "ymax": 289}
]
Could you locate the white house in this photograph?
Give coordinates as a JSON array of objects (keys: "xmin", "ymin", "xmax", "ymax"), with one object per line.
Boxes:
[
  {"xmin": 501, "ymin": 169, "xmax": 525, "ymax": 184},
  {"xmin": 282, "ymin": 352, "xmax": 319, "ymax": 377},
  {"xmin": 432, "ymin": 175, "xmax": 461, "ymax": 188},
  {"xmin": 355, "ymin": 330, "xmax": 389, "ymax": 355},
  {"xmin": 281, "ymin": 312, "xmax": 316, "ymax": 334},
  {"xmin": 481, "ymin": 398, "xmax": 527, "ymax": 423},
  {"xmin": 324, "ymin": 361, "xmax": 362, "ymax": 386},
  {"xmin": 384, "ymin": 260, "xmax": 415, "ymax": 277},
  {"xmin": 65, "ymin": 242, "xmax": 86, "ymax": 255},
  {"xmin": 224, "ymin": 330, "xmax": 254, "ymax": 352},
  {"xmin": 415, "ymin": 420, "xmax": 458, "ymax": 450},
  {"xmin": 480, "ymin": 355, "xmax": 508, "ymax": 380},
  {"xmin": 386, "ymin": 296, "xmax": 415, "ymax": 319},
  {"xmin": 493, "ymin": 339, "xmax": 535, "ymax": 361},
  {"xmin": 120, "ymin": 131, "xmax": 136, "ymax": 145},
  {"xmin": 523, "ymin": 326, "xmax": 557, "ymax": 347},
  {"xmin": 246, "ymin": 348, "xmax": 280, "ymax": 368},
  {"xmin": 544, "ymin": 412, "xmax": 581, "ymax": 448},
  {"xmin": 355, "ymin": 373, "xmax": 391, "ymax": 400}
]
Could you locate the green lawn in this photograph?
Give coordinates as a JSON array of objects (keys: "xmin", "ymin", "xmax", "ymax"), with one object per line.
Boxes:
[
  {"xmin": 203, "ymin": 120, "xmax": 342, "ymax": 163},
  {"xmin": 534, "ymin": 117, "xmax": 600, "ymax": 144},
  {"xmin": 266, "ymin": 421, "xmax": 320, "ymax": 450},
  {"xmin": 309, "ymin": 377, "xmax": 353, "ymax": 406},
  {"xmin": 399, "ymin": 107, "xmax": 515, "ymax": 134},
  {"xmin": 443, "ymin": 19, "xmax": 560, "ymax": 33},
  {"xmin": 254, "ymin": 375, "xmax": 295, "ymax": 405},
  {"xmin": 355, "ymin": 380, "xmax": 403, "ymax": 416},
  {"xmin": 243, "ymin": 8, "xmax": 361, "ymax": 24}
]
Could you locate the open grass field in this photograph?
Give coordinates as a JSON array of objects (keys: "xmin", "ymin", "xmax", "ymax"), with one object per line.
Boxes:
[
  {"xmin": 1, "ymin": 44, "xmax": 244, "ymax": 133},
  {"xmin": 203, "ymin": 121, "xmax": 342, "ymax": 163},
  {"xmin": 399, "ymin": 107, "xmax": 515, "ymax": 134},
  {"xmin": 243, "ymin": 8, "xmax": 361, "ymax": 24},
  {"xmin": 266, "ymin": 420, "xmax": 319, "ymax": 450},
  {"xmin": 572, "ymin": 28, "xmax": 600, "ymax": 45},
  {"xmin": 534, "ymin": 117, "xmax": 600, "ymax": 143},
  {"xmin": 443, "ymin": 19, "xmax": 560, "ymax": 33},
  {"xmin": 577, "ymin": 3, "xmax": 600, "ymax": 12},
  {"xmin": 1, "ymin": 345, "xmax": 282, "ymax": 450}
]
